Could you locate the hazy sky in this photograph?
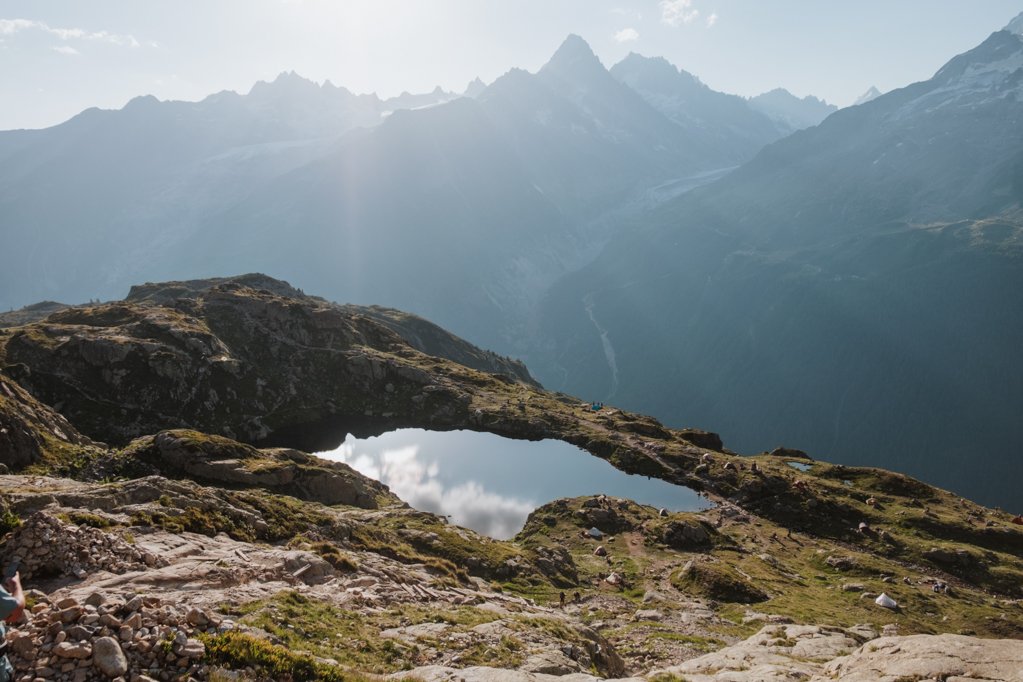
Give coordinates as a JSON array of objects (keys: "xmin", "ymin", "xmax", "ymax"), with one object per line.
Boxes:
[{"xmin": 2, "ymin": 0, "xmax": 1021, "ymax": 130}]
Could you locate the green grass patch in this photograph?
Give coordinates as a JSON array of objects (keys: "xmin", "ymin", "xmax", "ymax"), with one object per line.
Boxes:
[
  {"xmin": 221, "ymin": 591, "xmax": 505, "ymax": 673},
  {"xmin": 201, "ymin": 630, "xmax": 352, "ymax": 682}
]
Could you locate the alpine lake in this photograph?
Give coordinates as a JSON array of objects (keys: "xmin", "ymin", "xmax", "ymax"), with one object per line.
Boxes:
[{"xmin": 318, "ymin": 428, "xmax": 710, "ymax": 539}]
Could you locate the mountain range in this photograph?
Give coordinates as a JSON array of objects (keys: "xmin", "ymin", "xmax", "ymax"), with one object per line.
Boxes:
[
  {"xmin": 3, "ymin": 15, "xmax": 1022, "ymax": 511},
  {"xmin": 532, "ymin": 17, "xmax": 1023, "ymax": 509},
  {"xmin": 0, "ymin": 35, "xmax": 824, "ymax": 352}
]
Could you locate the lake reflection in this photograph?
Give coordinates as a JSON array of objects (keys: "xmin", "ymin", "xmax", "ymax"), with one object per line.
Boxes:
[{"xmin": 318, "ymin": 429, "xmax": 709, "ymax": 539}]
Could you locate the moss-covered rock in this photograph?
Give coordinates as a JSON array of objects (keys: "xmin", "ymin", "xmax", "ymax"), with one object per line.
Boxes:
[
  {"xmin": 648, "ymin": 517, "xmax": 718, "ymax": 551},
  {"xmin": 671, "ymin": 559, "xmax": 769, "ymax": 604},
  {"xmin": 122, "ymin": 429, "xmax": 393, "ymax": 508},
  {"xmin": 2, "ymin": 277, "xmax": 534, "ymax": 450},
  {"xmin": 0, "ymin": 374, "xmax": 98, "ymax": 470}
]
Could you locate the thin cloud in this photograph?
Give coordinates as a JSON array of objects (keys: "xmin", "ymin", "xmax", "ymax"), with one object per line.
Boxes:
[
  {"xmin": 706, "ymin": 12, "xmax": 718, "ymax": 28},
  {"xmin": 52, "ymin": 45, "xmax": 79, "ymax": 55},
  {"xmin": 660, "ymin": 0, "xmax": 700, "ymax": 27},
  {"xmin": 0, "ymin": 19, "xmax": 34, "ymax": 34},
  {"xmin": 614, "ymin": 28, "xmax": 640, "ymax": 43},
  {"xmin": 0, "ymin": 18, "xmax": 139, "ymax": 47}
]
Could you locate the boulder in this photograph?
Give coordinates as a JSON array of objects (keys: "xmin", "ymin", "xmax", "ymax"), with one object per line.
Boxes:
[
  {"xmin": 520, "ymin": 650, "xmax": 580, "ymax": 675},
  {"xmin": 92, "ymin": 636, "xmax": 129, "ymax": 677},
  {"xmin": 818, "ymin": 633, "xmax": 1023, "ymax": 682},
  {"xmin": 678, "ymin": 429, "xmax": 723, "ymax": 450},
  {"xmin": 824, "ymin": 556, "xmax": 856, "ymax": 571},
  {"xmin": 655, "ymin": 519, "xmax": 714, "ymax": 550}
]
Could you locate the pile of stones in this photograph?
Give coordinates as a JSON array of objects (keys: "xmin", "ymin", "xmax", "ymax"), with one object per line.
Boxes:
[
  {"xmin": 1, "ymin": 512, "xmax": 165, "ymax": 580},
  {"xmin": 7, "ymin": 590, "xmax": 223, "ymax": 681}
]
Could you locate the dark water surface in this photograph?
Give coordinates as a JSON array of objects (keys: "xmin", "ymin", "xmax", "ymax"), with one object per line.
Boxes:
[{"xmin": 318, "ymin": 428, "xmax": 709, "ymax": 539}]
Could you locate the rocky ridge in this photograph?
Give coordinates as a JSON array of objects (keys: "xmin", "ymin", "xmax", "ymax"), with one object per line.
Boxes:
[{"xmin": 0, "ymin": 275, "xmax": 1021, "ymax": 681}]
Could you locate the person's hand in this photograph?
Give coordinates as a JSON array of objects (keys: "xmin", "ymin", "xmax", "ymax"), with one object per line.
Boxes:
[{"xmin": 3, "ymin": 571, "xmax": 20, "ymax": 593}]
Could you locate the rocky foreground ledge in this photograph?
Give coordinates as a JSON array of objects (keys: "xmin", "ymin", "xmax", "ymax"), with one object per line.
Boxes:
[
  {"xmin": 0, "ymin": 275, "xmax": 1021, "ymax": 681},
  {"xmin": 4, "ymin": 502, "xmax": 1021, "ymax": 682}
]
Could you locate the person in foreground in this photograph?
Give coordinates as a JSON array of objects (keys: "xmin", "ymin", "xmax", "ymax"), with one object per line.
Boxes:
[{"xmin": 0, "ymin": 570, "xmax": 25, "ymax": 682}]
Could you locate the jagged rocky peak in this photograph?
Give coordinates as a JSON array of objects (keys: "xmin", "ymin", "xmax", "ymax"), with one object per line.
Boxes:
[
  {"xmin": 854, "ymin": 85, "xmax": 882, "ymax": 105},
  {"xmin": 1005, "ymin": 10, "xmax": 1023, "ymax": 36},
  {"xmin": 748, "ymin": 87, "xmax": 837, "ymax": 129},
  {"xmin": 753, "ymin": 87, "xmax": 829, "ymax": 107},
  {"xmin": 615, "ymin": 52, "xmax": 678, "ymax": 75},
  {"xmin": 540, "ymin": 34, "xmax": 607, "ymax": 80},
  {"xmin": 928, "ymin": 27, "xmax": 1023, "ymax": 100},
  {"xmin": 611, "ymin": 52, "xmax": 708, "ymax": 93},
  {"xmin": 248, "ymin": 70, "xmax": 323, "ymax": 97},
  {"xmin": 463, "ymin": 76, "xmax": 486, "ymax": 97}
]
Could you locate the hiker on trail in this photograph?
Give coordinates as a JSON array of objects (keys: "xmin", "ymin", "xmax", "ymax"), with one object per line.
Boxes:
[
  {"xmin": 573, "ymin": 591, "xmax": 581, "ymax": 603},
  {"xmin": 0, "ymin": 569, "xmax": 25, "ymax": 682},
  {"xmin": 559, "ymin": 592, "xmax": 566, "ymax": 608}
]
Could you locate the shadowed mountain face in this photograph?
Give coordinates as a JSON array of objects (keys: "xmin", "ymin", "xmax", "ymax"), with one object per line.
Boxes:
[{"xmin": 533, "ymin": 27, "xmax": 1023, "ymax": 510}]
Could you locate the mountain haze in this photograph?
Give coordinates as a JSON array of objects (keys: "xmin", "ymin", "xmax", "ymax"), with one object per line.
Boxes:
[{"xmin": 0, "ymin": 35, "xmax": 785, "ymax": 354}]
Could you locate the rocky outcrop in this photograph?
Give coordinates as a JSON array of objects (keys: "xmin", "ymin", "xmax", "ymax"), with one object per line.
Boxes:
[
  {"xmin": 0, "ymin": 374, "xmax": 96, "ymax": 470},
  {"xmin": 650, "ymin": 518, "xmax": 716, "ymax": 550},
  {"xmin": 651, "ymin": 624, "xmax": 1023, "ymax": 681},
  {"xmin": 125, "ymin": 429, "xmax": 392, "ymax": 508},
  {"xmin": 819, "ymin": 633, "xmax": 1023, "ymax": 681},
  {"xmin": 394, "ymin": 667, "xmax": 641, "ymax": 682},
  {"xmin": 676, "ymin": 428, "xmax": 723, "ymax": 451},
  {"xmin": 0, "ymin": 300, "xmax": 71, "ymax": 328},
  {"xmin": 652, "ymin": 624, "xmax": 870, "ymax": 681},
  {"xmin": 127, "ymin": 275, "xmax": 538, "ymax": 384},
  {"xmin": 3, "ymin": 281, "xmax": 487, "ymax": 447},
  {"xmin": 672, "ymin": 559, "xmax": 769, "ymax": 604}
]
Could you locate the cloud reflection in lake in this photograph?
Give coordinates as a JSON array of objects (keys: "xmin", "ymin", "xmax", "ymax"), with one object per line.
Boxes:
[
  {"xmin": 320, "ymin": 429, "xmax": 709, "ymax": 540},
  {"xmin": 330, "ymin": 441, "xmax": 536, "ymax": 539}
]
